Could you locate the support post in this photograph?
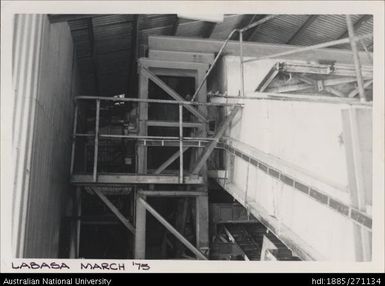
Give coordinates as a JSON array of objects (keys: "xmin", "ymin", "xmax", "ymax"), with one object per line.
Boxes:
[
  {"xmin": 346, "ymin": 15, "xmax": 368, "ymax": 102},
  {"xmin": 179, "ymin": 105, "xmax": 183, "ymax": 183},
  {"xmin": 196, "ymin": 194, "xmax": 209, "ymax": 256},
  {"xmin": 137, "ymin": 69, "xmax": 148, "ymax": 174},
  {"xmin": 93, "ymin": 100, "xmax": 100, "ymax": 182},
  {"xmin": 134, "ymin": 195, "xmax": 146, "ymax": 259}
]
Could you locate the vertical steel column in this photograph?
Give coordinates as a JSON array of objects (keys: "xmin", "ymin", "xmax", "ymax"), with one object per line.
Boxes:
[
  {"xmin": 93, "ymin": 99, "xmax": 100, "ymax": 182},
  {"xmin": 239, "ymin": 31, "xmax": 245, "ymax": 98},
  {"xmin": 134, "ymin": 195, "xmax": 146, "ymax": 259},
  {"xmin": 70, "ymin": 103, "xmax": 78, "ymax": 175},
  {"xmin": 179, "ymin": 104, "xmax": 183, "ymax": 183},
  {"xmin": 345, "ymin": 15, "xmax": 367, "ymax": 102}
]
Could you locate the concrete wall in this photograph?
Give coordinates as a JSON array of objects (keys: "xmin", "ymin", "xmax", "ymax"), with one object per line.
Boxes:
[
  {"xmin": 10, "ymin": 15, "xmax": 77, "ymax": 258},
  {"xmin": 213, "ymin": 56, "xmax": 372, "ymax": 261}
]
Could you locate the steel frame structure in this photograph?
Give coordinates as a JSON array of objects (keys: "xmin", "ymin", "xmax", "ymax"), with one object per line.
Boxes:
[{"xmin": 68, "ymin": 14, "xmax": 373, "ymax": 260}]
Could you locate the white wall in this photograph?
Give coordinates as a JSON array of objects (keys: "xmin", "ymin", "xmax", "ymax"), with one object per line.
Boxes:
[{"xmin": 214, "ymin": 55, "xmax": 372, "ymax": 261}]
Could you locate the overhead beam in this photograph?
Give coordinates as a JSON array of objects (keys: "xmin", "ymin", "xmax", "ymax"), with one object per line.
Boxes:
[
  {"xmin": 148, "ymin": 35, "xmax": 372, "ymax": 65},
  {"xmin": 148, "ymin": 50, "xmax": 215, "ymax": 64},
  {"xmin": 90, "ymin": 187, "xmax": 135, "ymax": 234},
  {"xmin": 71, "ymin": 174, "xmax": 204, "ymax": 185},
  {"xmin": 137, "ymin": 197, "xmax": 208, "ymax": 260},
  {"xmin": 191, "ymin": 106, "xmax": 241, "ymax": 175},
  {"xmin": 338, "ymin": 15, "xmax": 372, "ymax": 39},
  {"xmin": 140, "ymin": 66, "xmax": 208, "ymax": 122},
  {"xmin": 287, "ymin": 15, "xmax": 318, "ymax": 44}
]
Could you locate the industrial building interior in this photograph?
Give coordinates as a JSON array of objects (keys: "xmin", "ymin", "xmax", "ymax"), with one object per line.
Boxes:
[{"xmin": 9, "ymin": 13, "xmax": 374, "ymax": 262}]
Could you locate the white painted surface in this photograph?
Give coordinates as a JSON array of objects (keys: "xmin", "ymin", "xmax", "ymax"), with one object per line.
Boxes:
[{"xmin": 215, "ymin": 56, "xmax": 373, "ymax": 261}]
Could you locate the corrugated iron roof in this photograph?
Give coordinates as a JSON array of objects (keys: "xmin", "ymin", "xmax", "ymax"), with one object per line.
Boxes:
[{"xmin": 52, "ymin": 14, "xmax": 372, "ymax": 96}]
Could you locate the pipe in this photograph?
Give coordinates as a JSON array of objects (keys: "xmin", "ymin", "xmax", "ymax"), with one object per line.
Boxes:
[
  {"xmin": 243, "ymin": 33, "xmax": 373, "ymax": 64},
  {"xmin": 190, "ymin": 28, "xmax": 239, "ymax": 102},
  {"xmin": 239, "ymin": 31, "xmax": 245, "ymax": 97},
  {"xmin": 190, "ymin": 15, "xmax": 279, "ymax": 102},
  {"xmin": 240, "ymin": 15, "xmax": 280, "ymax": 33}
]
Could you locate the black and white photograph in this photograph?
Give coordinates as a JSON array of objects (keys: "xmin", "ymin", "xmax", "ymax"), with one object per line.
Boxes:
[{"xmin": 1, "ymin": 1, "xmax": 384, "ymax": 274}]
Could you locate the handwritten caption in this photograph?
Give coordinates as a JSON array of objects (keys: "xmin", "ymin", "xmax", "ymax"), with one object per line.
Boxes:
[{"xmin": 11, "ymin": 261, "xmax": 151, "ymax": 271}]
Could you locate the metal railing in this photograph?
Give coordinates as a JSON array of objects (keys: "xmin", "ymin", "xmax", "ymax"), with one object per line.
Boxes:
[{"xmin": 70, "ymin": 97, "xmax": 238, "ymax": 183}]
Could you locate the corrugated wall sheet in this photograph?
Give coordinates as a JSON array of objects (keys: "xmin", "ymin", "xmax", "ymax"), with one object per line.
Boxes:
[{"xmin": 12, "ymin": 14, "xmax": 78, "ymax": 258}]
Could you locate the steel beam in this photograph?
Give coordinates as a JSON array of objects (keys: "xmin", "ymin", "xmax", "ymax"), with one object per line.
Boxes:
[
  {"xmin": 148, "ymin": 50, "xmax": 215, "ymax": 64},
  {"xmin": 134, "ymin": 195, "xmax": 146, "ymax": 259},
  {"xmin": 147, "ymin": 120, "xmax": 203, "ymax": 128},
  {"xmin": 137, "ymin": 197, "xmax": 208, "ymax": 260},
  {"xmin": 140, "ymin": 66, "xmax": 208, "ymax": 122},
  {"xmin": 148, "ymin": 35, "xmax": 372, "ymax": 65},
  {"xmin": 191, "ymin": 106, "xmax": 241, "ymax": 175},
  {"xmin": 243, "ymin": 33, "xmax": 373, "ymax": 64},
  {"xmin": 138, "ymin": 190, "xmax": 207, "ymax": 197},
  {"xmin": 91, "ymin": 187, "xmax": 135, "ymax": 234},
  {"xmin": 71, "ymin": 174, "xmax": 204, "ymax": 185}
]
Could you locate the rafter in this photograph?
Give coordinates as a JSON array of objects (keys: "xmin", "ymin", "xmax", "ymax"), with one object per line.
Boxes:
[
  {"xmin": 287, "ymin": 15, "xmax": 318, "ymax": 44},
  {"xmin": 244, "ymin": 15, "xmax": 271, "ymax": 41}
]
